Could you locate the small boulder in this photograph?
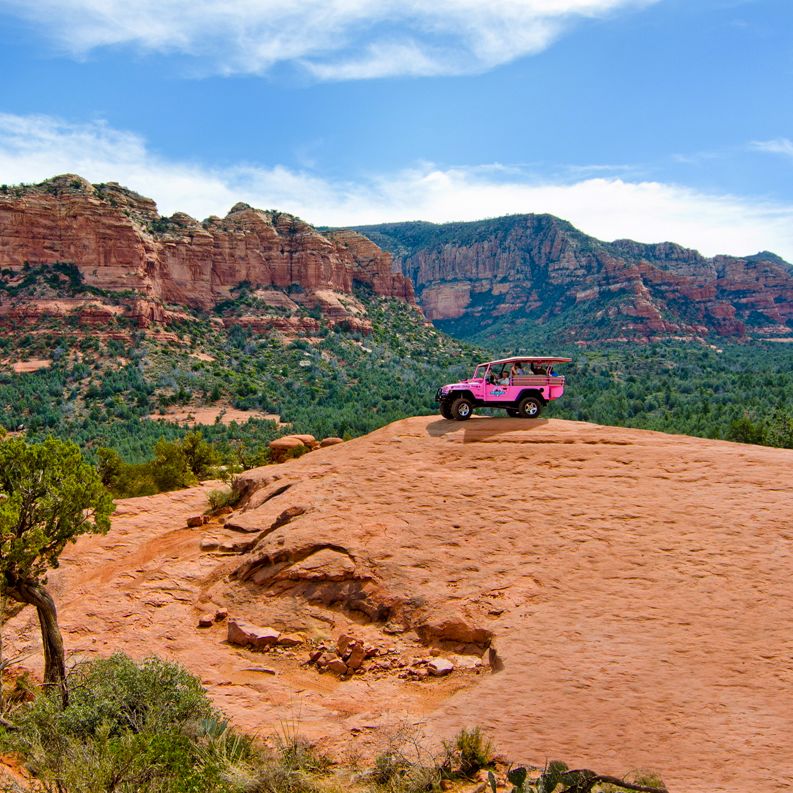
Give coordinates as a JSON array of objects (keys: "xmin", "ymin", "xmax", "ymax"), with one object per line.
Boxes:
[
  {"xmin": 346, "ymin": 643, "xmax": 366, "ymax": 671},
  {"xmin": 214, "ymin": 609, "xmax": 228, "ymax": 622},
  {"xmin": 227, "ymin": 619, "xmax": 280, "ymax": 650},
  {"xmin": 219, "ymin": 539, "xmax": 253, "ymax": 553},
  {"xmin": 187, "ymin": 515, "xmax": 208, "ymax": 528},
  {"xmin": 290, "ymin": 433, "xmax": 319, "ymax": 450},
  {"xmin": 277, "ymin": 633, "xmax": 305, "ymax": 647},
  {"xmin": 427, "ymin": 658, "xmax": 454, "ymax": 677},
  {"xmin": 320, "ymin": 437, "xmax": 344, "ymax": 447},
  {"xmin": 383, "ymin": 621, "xmax": 406, "ymax": 635},
  {"xmin": 268, "ymin": 436, "xmax": 309, "ymax": 462},
  {"xmin": 314, "ymin": 651, "xmax": 336, "ymax": 669},
  {"xmin": 336, "ymin": 634, "xmax": 354, "ymax": 658},
  {"xmin": 326, "ymin": 657, "xmax": 348, "ymax": 676},
  {"xmin": 197, "ymin": 613, "xmax": 215, "ymax": 628}
]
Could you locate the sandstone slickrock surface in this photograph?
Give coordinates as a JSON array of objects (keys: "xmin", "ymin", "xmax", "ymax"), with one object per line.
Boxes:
[
  {"xmin": 0, "ymin": 175, "xmax": 414, "ymax": 330},
  {"xmin": 5, "ymin": 417, "xmax": 793, "ymax": 792},
  {"xmin": 354, "ymin": 216, "xmax": 793, "ymax": 341}
]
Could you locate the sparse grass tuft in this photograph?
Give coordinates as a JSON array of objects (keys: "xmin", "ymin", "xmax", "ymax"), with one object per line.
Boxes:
[
  {"xmin": 207, "ymin": 485, "xmax": 240, "ymax": 511},
  {"xmin": 444, "ymin": 727, "xmax": 493, "ymax": 777}
]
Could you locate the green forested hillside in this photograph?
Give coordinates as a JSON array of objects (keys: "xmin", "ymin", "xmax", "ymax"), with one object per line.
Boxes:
[
  {"xmin": 544, "ymin": 342, "xmax": 793, "ymax": 446},
  {"xmin": 2, "ymin": 275, "xmax": 792, "ymax": 479},
  {"xmin": 0, "ymin": 290, "xmax": 480, "ymax": 462}
]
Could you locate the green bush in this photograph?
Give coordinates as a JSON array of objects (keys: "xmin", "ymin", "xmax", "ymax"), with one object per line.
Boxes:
[
  {"xmin": 98, "ymin": 432, "xmax": 227, "ymax": 498},
  {"xmin": 207, "ymin": 486, "xmax": 240, "ymax": 511},
  {"xmin": 445, "ymin": 727, "xmax": 493, "ymax": 776},
  {"xmin": 0, "ymin": 653, "xmax": 270, "ymax": 793}
]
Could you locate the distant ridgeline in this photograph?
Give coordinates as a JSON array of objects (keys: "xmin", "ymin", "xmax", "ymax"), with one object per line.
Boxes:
[{"xmin": 351, "ymin": 216, "xmax": 793, "ymax": 347}]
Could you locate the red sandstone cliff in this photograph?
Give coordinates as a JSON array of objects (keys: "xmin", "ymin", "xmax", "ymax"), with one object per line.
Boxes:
[
  {"xmin": 354, "ymin": 216, "xmax": 793, "ymax": 342},
  {"xmin": 0, "ymin": 175, "xmax": 415, "ymax": 330}
]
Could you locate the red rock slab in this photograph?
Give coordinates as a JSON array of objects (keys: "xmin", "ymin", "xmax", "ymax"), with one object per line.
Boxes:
[{"xmin": 5, "ymin": 418, "xmax": 793, "ymax": 793}]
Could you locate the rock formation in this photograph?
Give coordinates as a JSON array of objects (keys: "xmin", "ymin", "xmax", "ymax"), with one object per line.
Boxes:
[
  {"xmin": 0, "ymin": 175, "xmax": 415, "ymax": 331},
  {"xmin": 4, "ymin": 415, "xmax": 793, "ymax": 792},
  {"xmin": 353, "ymin": 216, "xmax": 793, "ymax": 342}
]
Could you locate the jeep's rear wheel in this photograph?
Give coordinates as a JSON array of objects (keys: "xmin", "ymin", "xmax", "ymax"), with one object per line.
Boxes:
[
  {"xmin": 517, "ymin": 396, "xmax": 543, "ymax": 418},
  {"xmin": 506, "ymin": 408, "xmax": 520, "ymax": 417},
  {"xmin": 440, "ymin": 400, "xmax": 453, "ymax": 419},
  {"xmin": 450, "ymin": 396, "xmax": 473, "ymax": 421}
]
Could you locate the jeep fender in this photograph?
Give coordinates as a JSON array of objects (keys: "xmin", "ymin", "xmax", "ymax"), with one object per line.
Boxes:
[
  {"xmin": 447, "ymin": 389, "xmax": 476, "ymax": 403},
  {"xmin": 516, "ymin": 388, "xmax": 547, "ymax": 405}
]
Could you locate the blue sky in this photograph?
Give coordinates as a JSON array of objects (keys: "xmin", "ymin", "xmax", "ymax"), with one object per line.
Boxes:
[{"xmin": 1, "ymin": 0, "xmax": 792, "ymax": 259}]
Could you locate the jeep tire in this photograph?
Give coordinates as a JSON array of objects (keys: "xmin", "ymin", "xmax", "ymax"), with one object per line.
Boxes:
[
  {"xmin": 517, "ymin": 396, "xmax": 543, "ymax": 418},
  {"xmin": 506, "ymin": 408, "xmax": 520, "ymax": 417},
  {"xmin": 450, "ymin": 396, "xmax": 474, "ymax": 421},
  {"xmin": 440, "ymin": 400, "xmax": 454, "ymax": 420}
]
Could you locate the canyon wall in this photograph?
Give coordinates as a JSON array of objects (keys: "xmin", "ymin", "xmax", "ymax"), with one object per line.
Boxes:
[
  {"xmin": 355, "ymin": 216, "xmax": 793, "ymax": 341},
  {"xmin": 0, "ymin": 175, "xmax": 415, "ymax": 324}
]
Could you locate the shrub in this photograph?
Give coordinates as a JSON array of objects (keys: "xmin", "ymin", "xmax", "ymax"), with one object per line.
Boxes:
[
  {"xmin": 181, "ymin": 430, "xmax": 221, "ymax": 479},
  {"xmin": 151, "ymin": 437, "xmax": 196, "ymax": 491},
  {"xmin": 0, "ymin": 653, "xmax": 246, "ymax": 793},
  {"xmin": 445, "ymin": 726, "xmax": 493, "ymax": 777},
  {"xmin": 727, "ymin": 414, "xmax": 765, "ymax": 444},
  {"xmin": 370, "ymin": 724, "xmax": 443, "ymax": 793},
  {"xmin": 249, "ymin": 728, "xmax": 329, "ymax": 793},
  {"xmin": 207, "ymin": 486, "xmax": 240, "ymax": 511}
]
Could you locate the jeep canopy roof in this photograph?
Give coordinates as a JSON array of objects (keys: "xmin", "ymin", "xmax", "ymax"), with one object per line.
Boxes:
[{"xmin": 479, "ymin": 356, "xmax": 572, "ymax": 367}]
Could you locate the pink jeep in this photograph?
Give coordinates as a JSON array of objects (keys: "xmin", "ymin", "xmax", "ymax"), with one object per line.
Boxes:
[{"xmin": 436, "ymin": 356, "xmax": 571, "ymax": 421}]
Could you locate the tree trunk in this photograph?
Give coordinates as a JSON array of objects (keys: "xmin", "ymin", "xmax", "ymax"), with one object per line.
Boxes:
[{"xmin": 7, "ymin": 581, "xmax": 68, "ymax": 708}]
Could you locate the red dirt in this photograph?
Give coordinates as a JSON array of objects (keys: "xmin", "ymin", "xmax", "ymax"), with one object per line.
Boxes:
[
  {"xmin": 2, "ymin": 358, "xmax": 52, "ymax": 373},
  {"xmin": 146, "ymin": 406, "xmax": 282, "ymax": 426},
  {"xmin": 5, "ymin": 416, "xmax": 793, "ymax": 792}
]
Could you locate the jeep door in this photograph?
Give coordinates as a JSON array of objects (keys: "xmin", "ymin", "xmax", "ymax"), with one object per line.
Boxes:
[{"xmin": 484, "ymin": 364, "xmax": 513, "ymax": 403}]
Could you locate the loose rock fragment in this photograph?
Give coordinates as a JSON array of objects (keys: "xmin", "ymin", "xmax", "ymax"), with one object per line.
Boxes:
[
  {"xmin": 427, "ymin": 658, "xmax": 454, "ymax": 677},
  {"xmin": 227, "ymin": 619, "xmax": 280, "ymax": 650},
  {"xmin": 325, "ymin": 657, "xmax": 348, "ymax": 676},
  {"xmin": 346, "ymin": 643, "xmax": 366, "ymax": 671},
  {"xmin": 277, "ymin": 633, "xmax": 305, "ymax": 647},
  {"xmin": 337, "ymin": 634, "xmax": 354, "ymax": 658}
]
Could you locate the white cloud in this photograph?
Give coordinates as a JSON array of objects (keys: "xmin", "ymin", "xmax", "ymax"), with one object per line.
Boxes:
[
  {"xmin": 751, "ymin": 138, "xmax": 793, "ymax": 160},
  {"xmin": 0, "ymin": 0, "xmax": 659, "ymax": 79},
  {"xmin": 2, "ymin": 113, "xmax": 793, "ymax": 262}
]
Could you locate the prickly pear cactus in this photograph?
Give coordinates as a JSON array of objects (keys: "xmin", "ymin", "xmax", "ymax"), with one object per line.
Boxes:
[{"xmin": 507, "ymin": 767, "xmax": 528, "ymax": 791}]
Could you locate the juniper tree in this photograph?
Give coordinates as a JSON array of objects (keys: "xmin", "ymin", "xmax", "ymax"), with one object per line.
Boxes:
[{"xmin": 0, "ymin": 437, "xmax": 114, "ymax": 706}]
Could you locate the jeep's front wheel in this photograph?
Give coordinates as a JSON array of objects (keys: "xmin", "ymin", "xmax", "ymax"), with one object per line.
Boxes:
[
  {"xmin": 439, "ymin": 400, "xmax": 453, "ymax": 420},
  {"xmin": 517, "ymin": 396, "xmax": 543, "ymax": 418},
  {"xmin": 450, "ymin": 396, "xmax": 473, "ymax": 421},
  {"xmin": 506, "ymin": 408, "xmax": 520, "ymax": 417}
]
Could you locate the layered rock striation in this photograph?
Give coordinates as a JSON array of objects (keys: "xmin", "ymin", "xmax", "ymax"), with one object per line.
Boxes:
[
  {"xmin": 0, "ymin": 175, "xmax": 415, "ymax": 330},
  {"xmin": 354, "ymin": 216, "xmax": 793, "ymax": 341}
]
